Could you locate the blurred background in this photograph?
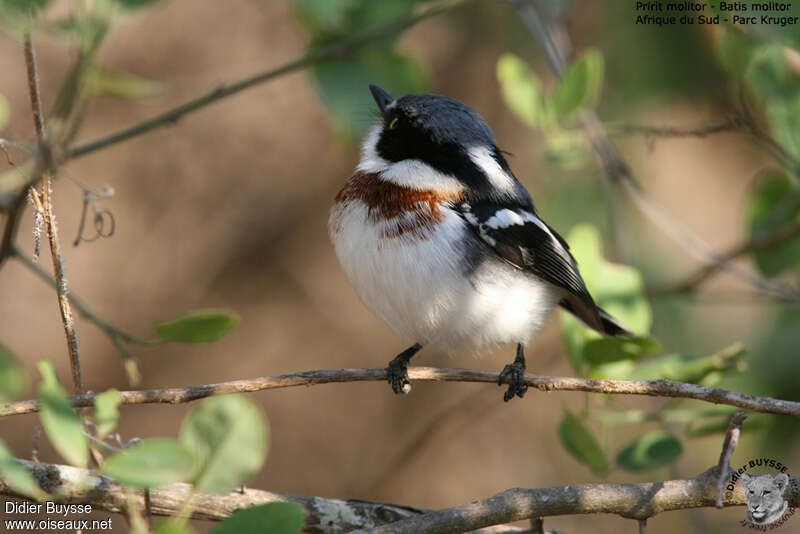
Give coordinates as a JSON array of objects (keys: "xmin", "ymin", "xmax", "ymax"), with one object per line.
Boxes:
[{"xmin": 1, "ymin": 0, "xmax": 800, "ymax": 532}]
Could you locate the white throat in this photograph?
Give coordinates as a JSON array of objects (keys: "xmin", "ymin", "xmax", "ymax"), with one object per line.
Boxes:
[{"xmin": 356, "ymin": 124, "xmax": 465, "ymax": 194}]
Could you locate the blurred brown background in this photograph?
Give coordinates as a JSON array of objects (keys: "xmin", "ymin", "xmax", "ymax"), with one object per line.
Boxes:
[{"xmin": 1, "ymin": 1, "xmax": 798, "ymax": 533}]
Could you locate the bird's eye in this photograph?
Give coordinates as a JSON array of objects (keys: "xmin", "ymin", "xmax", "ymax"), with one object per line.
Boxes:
[{"xmin": 388, "ymin": 117, "xmax": 399, "ymax": 130}]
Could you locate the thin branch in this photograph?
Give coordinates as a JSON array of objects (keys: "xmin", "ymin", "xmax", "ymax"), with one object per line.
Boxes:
[
  {"xmin": 349, "ymin": 467, "xmax": 797, "ymax": 534},
  {"xmin": 24, "ymin": 32, "xmax": 84, "ymax": 394},
  {"xmin": 606, "ymin": 116, "xmax": 800, "ymax": 175},
  {"xmin": 514, "ymin": 0, "xmax": 798, "ymax": 304},
  {"xmin": 66, "ymin": 0, "xmax": 466, "ymax": 160},
  {"xmin": 0, "ymin": 192, "xmax": 26, "ymax": 269},
  {"xmin": 12, "ymin": 244, "xmax": 150, "ymax": 345},
  {"xmin": 651, "ymin": 217, "xmax": 800, "ymax": 297},
  {"xmin": 715, "ymin": 412, "xmax": 747, "ymax": 508},
  {"xmin": 1, "ymin": 460, "xmax": 524, "ymax": 534},
  {"xmin": 2, "ymin": 366, "xmax": 800, "ymax": 418},
  {"xmin": 24, "ymin": 36, "xmax": 45, "ymax": 141},
  {"xmin": 605, "ymin": 119, "xmax": 744, "ymax": 139}
]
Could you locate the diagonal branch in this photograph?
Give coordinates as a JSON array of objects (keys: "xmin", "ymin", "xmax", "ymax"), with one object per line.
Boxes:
[
  {"xmin": 514, "ymin": 0, "xmax": 799, "ymax": 304},
  {"xmin": 66, "ymin": 0, "xmax": 466, "ymax": 160},
  {"xmin": 605, "ymin": 118, "xmax": 744, "ymax": 139},
  {"xmin": 2, "ymin": 366, "xmax": 800, "ymax": 418},
  {"xmin": 24, "ymin": 32, "xmax": 84, "ymax": 394},
  {"xmin": 715, "ymin": 411, "xmax": 747, "ymax": 508},
  {"xmin": 12, "ymin": 245, "xmax": 150, "ymax": 347},
  {"xmin": 650, "ymin": 218, "xmax": 800, "ymax": 297}
]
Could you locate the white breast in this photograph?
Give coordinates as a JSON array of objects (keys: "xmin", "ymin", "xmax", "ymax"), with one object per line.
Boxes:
[{"xmin": 329, "ymin": 199, "xmax": 562, "ymax": 353}]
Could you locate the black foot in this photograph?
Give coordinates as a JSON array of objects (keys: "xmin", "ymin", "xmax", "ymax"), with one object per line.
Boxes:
[
  {"xmin": 498, "ymin": 344, "xmax": 527, "ymax": 402},
  {"xmin": 387, "ymin": 343, "xmax": 422, "ymax": 395}
]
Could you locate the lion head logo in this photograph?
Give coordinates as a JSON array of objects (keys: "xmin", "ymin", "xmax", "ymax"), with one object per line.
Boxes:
[{"xmin": 741, "ymin": 473, "xmax": 789, "ymax": 525}]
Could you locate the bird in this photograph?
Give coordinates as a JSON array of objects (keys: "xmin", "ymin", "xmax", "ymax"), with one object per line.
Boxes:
[{"xmin": 329, "ymin": 84, "xmax": 632, "ymax": 402}]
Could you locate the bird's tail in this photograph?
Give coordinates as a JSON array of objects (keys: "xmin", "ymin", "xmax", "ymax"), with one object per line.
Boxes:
[
  {"xmin": 559, "ymin": 298, "xmax": 635, "ymax": 337},
  {"xmin": 596, "ymin": 307, "xmax": 634, "ymax": 337}
]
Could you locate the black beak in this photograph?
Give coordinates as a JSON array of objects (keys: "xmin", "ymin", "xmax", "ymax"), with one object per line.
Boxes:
[{"xmin": 369, "ymin": 84, "xmax": 394, "ymax": 114}]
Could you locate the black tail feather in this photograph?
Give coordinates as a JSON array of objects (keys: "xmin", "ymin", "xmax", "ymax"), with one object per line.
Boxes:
[
  {"xmin": 597, "ymin": 307, "xmax": 634, "ymax": 337},
  {"xmin": 559, "ymin": 299, "xmax": 634, "ymax": 337}
]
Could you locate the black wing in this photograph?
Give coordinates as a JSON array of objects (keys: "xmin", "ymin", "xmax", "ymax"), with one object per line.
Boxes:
[{"xmin": 456, "ymin": 201, "xmax": 631, "ymax": 337}]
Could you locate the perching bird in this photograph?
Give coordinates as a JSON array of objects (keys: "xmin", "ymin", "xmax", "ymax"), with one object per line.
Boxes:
[{"xmin": 329, "ymin": 84, "xmax": 632, "ymax": 402}]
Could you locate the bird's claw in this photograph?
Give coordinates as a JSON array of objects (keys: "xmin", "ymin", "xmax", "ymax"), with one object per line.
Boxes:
[
  {"xmin": 498, "ymin": 361, "xmax": 527, "ymax": 402},
  {"xmin": 387, "ymin": 358, "xmax": 412, "ymax": 395}
]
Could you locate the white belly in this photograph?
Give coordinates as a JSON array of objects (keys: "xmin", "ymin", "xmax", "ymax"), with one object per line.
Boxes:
[{"xmin": 330, "ymin": 200, "xmax": 562, "ymax": 352}]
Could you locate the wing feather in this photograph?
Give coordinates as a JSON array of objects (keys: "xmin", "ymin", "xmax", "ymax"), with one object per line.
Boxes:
[{"xmin": 457, "ymin": 202, "xmax": 629, "ymax": 336}]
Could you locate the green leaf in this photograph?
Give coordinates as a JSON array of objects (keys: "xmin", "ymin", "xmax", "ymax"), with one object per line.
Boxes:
[
  {"xmin": 746, "ymin": 170, "xmax": 800, "ymax": 277},
  {"xmin": 542, "ymin": 128, "xmax": 592, "ymax": 169},
  {"xmin": 179, "ymin": 394, "xmax": 269, "ymax": 494},
  {"xmin": 93, "ymin": 389, "xmax": 123, "ymax": 440},
  {"xmin": 37, "ymin": 360, "xmax": 88, "ymax": 467},
  {"xmin": 294, "ymin": 0, "xmax": 416, "ymax": 39},
  {"xmin": 212, "ymin": 502, "xmax": 306, "ymax": 534},
  {"xmin": 616, "ymin": 432, "xmax": 683, "ymax": 471},
  {"xmin": 746, "ymin": 44, "xmax": 800, "ymax": 101},
  {"xmin": 102, "ymin": 439, "xmax": 195, "ymax": 487},
  {"xmin": 88, "ymin": 67, "xmax": 162, "ymax": 100},
  {"xmin": 559, "ymin": 224, "xmax": 652, "ymax": 373},
  {"xmin": 152, "ymin": 520, "xmax": 197, "ymax": 534},
  {"xmin": 115, "ymin": 0, "xmax": 162, "ymax": 9},
  {"xmin": 716, "ymin": 26, "xmax": 755, "ymax": 77},
  {"xmin": 550, "ymin": 48, "xmax": 604, "ymax": 121},
  {"xmin": 558, "ymin": 410, "xmax": 607, "ymax": 477},
  {"xmin": 0, "ymin": 94, "xmax": 8, "ymax": 131},
  {"xmin": 686, "ymin": 413, "xmax": 767, "ymax": 437},
  {"xmin": 597, "ymin": 344, "xmax": 746, "ymax": 383},
  {"xmin": 496, "ymin": 53, "xmax": 546, "ymax": 128},
  {"xmin": 1, "ymin": 0, "xmax": 51, "ymax": 10},
  {"xmin": 293, "ymin": 0, "xmax": 361, "ymax": 31},
  {"xmin": 155, "ymin": 309, "xmax": 240, "ymax": 344},
  {"xmin": 685, "ymin": 417, "xmax": 731, "ymax": 437},
  {"xmin": 312, "ymin": 50, "xmax": 427, "ymax": 139},
  {"xmin": 0, "ymin": 0, "xmax": 52, "ymax": 24},
  {"xmin": 0, "ymin": 343, "xmax": 27, "ymax": 402},
  {"xmin": 583, "ymin": 337, "xmax": 661, "ymax": 366},
  {"xmin": 0, "ymin": 440, "xmax": 48, "ymax": 501}
]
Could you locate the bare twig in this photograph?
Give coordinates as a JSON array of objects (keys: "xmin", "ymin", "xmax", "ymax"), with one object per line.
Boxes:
[
  {"xmin": 606, "ymin": 116, "xmax": 800, "ymax": 175},
  {"xmin": 513, "ymin": 0, "xmax": 798, "ymax": 303},
  {"xmin": 605, "ymin": 118, "xmax": 744, "ymax": 139},
  {"xmin": 715, "ymin": 412, "xmax": 747, "ymax": 508},
  {"xmin": 1, "ymin": 460, "xmax": 524, "ymax": 533},
  {"xmin": 66, "ymin": 0, "xmax": 466, "ymax": 160},
  {"xmin": 651, "ymin": 218, "xmax": 800, "ymax": 297},
  {"xmin": 2, "ymin": 366, "xmax": 800, "ymax": 418},
  {"xmin": 12, "ymin": 244, "xmax": 150, "ymax": 347},
  {"xmin": 24, "ymin": 32, "xmax": 84, "ymax": 394},
  {"xmin": 0, "ymin": 193, "xmax": 26, "ymax": 269}
]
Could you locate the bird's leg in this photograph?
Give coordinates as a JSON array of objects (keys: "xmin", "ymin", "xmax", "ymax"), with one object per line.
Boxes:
[
  {"xmin": 387, "ymin": 343, "xmax": 422, "ymax": 395},
  {"xmin": 498, "ymin": 343, "xmax": 528, "ymax": 402}
]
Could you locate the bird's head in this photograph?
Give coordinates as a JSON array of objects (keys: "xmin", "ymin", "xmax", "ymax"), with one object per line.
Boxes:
[{"xmin": 358, "ymin": 84, "xmax": 531, "ymax": 203}]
